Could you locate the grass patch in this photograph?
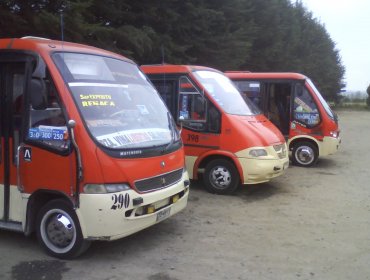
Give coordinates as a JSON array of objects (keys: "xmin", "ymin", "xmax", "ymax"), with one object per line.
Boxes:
[{"xmin": 332, "ymin": 102, "xmax": 370, "ymax": 111}]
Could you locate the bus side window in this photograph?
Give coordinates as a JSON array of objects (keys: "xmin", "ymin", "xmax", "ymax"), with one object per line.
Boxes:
[
  {"xmin": 151, "ymin": 80, "xmax": 176, "ymax": 117},
  {"xmin": 27, "ymin": 75, "xmax": 69, "ymax": 151},
  {"xmin": 207, "ymin": 102, "xmax": 221, "ymax": 133},
  {"xmin": 11, "ymin": 69, "xmax": 27, "ymax": 165},
  {"xmin": 234, "ymin": 81, "xmax": 261, "ymax": 108}
]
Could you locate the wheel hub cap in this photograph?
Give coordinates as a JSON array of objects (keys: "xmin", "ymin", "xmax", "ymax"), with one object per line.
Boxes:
[
  {"xmin": 211, "ymin": 167, "xmax": 231, "ymax": 188},
  {"xmin": 46, "ymin": 214, "xmax": 74, "ymax": 248},
  {"xmin": 296, "ymin": 146, "xmax": 314, "ymax": 164}
]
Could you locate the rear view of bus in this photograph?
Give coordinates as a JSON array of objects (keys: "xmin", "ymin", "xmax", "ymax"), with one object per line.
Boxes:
[
  {"xmin": 0, "ymin": 37, "xmax": 189, "ymax": 258},
  {"xmin": 142, "ymin": 65, "xmax": 289, "ymax": 195},
  {"xmin": 226, "ymin": 72, "xmax": 341, "ymax": 167}
]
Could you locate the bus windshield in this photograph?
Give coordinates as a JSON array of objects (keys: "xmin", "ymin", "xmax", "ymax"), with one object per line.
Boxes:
[
  {"xmin": 306, "ymin": 79, "xmax": 335, "ymax": 120},
  {"xmin": 192, "ymin": 70, "xmax": 260, "ymax": 116},
  {"xmin": 53, "ymin": 53, "xmax": 176, "ymax": 149}
]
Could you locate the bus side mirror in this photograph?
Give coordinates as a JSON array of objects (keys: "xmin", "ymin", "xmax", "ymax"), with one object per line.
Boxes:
[
  {"xmin": 178, "ymin": 115, "xmax": 185, "ymax": 133},
  {"xmin": 68, "ymin": 119, "xmax": 76, "ymax": 128}
]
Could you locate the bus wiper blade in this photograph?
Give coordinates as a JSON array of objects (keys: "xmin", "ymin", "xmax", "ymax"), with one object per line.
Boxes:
[{"xmin": 163, "ymin": 112, "xmax": 175, "ymax": 153}]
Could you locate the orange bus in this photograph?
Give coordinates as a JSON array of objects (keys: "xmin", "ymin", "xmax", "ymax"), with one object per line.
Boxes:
[
  {"xmin": 225, "ymin": 72, "xmax": 341, "ymax": 167},
  {"xmin": 0, "ymin": 37, "xmax": 189, "ymax": 258},
  {"xmin": 141, "ymin": 65, "xmax": 289, "ymax": 195}
]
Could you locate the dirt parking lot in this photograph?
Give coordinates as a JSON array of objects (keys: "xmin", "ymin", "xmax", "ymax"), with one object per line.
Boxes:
[{"xmin": 1, "ymin": 110, "xmax": 370, "ymax": 280}]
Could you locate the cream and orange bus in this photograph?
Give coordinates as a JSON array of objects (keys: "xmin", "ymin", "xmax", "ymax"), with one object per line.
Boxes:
[
  {"xmin": 141, "ymin": 65, "xmax": 289, "ymax": 195},
  {"xmin": 226, "ymin": 72, "xmax": 341, "ymax": 167},
  {"xmin": 0, "ymin": 37, "xmax": 189, "ymax": 258}
]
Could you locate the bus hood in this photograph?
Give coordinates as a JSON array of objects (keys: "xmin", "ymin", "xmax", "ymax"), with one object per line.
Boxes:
[
  {"xmin": 94, "ymin": 147, "xmax": 185, "ymax": 191},
  {"xmin": 230, "ymin": 114, "xmax": 286, "ymax": 146}
]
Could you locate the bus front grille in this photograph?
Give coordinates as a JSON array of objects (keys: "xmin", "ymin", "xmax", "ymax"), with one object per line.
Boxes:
[{"xmin": 134, "ymin": 168, "xmax": 184, "ymax": 193}]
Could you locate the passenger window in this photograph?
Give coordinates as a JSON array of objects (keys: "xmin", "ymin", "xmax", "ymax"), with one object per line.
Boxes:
[
  {"xmin": 234, "ymin": 80, "xmax": 262, "ymax": 108},
  {"xmin": 207, "ymin": 102, "xmax": 221, "ymax": 133},
  {"xmin": 178, "ymin": 76, "xmax": 207, "ymax": 131},
  {"xmin": 11, "ymin": 67, "xmax": 27, "ymax": 164},
  {"xmin": 27, "ymin": 75, "xmax": 69, "ymax": 151},
  {"xmin": 152, "ymin": 80, "xmax": 176, "ymax": 117},
  {"xmin": 293, "ymin": 84, "xmax": 320, "ymax": 127}
]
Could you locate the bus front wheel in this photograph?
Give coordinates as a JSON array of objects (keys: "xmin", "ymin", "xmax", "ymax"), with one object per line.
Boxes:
[
  {"xmin": 36, "ymin": 199, "xmax": 90, "ymax": 259},
  {"xmin": 204, "ymin": 159, "xmax": 240, "ymax": 194},
  {"xmin": 292, "ymin": 141, "xmax": 318, "ymax": 167}
]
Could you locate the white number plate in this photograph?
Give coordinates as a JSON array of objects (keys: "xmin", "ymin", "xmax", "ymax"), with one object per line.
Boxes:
[{"xmin": 156, "ymin": 207, "xmax": 171, "ymax": 222}]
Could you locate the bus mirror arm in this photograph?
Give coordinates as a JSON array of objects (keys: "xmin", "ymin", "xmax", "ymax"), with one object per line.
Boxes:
[
  {"xmin": 68, "ymin": 120, "xmax": 83, "ymax": 181},
  {"xmin": 178, "ymin": 115, "xmax": 185, "ymax": 134}
]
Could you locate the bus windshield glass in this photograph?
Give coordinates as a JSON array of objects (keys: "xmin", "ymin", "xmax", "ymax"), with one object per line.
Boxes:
[
  {"xmin": 53, "ymin": 53, "xmax": 174, "ymax": 149},
  {"xmin": 306, "ymin": 79, "xmax": 335, "ymax": 120},
  {"xmin": 192, "ymin": 70, "xmax": 260, "ymax": 116}
]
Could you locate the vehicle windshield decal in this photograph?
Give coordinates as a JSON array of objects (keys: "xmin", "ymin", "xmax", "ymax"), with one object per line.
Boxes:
[
  {"xmin": 69, "ymin": 82, "xmax": 128, "ymax": 88},
  {"xmin": 79, "ymin": 94, "xmax": 116, "ymax": 107},
  {"xmin": 96, "ymin": 128, "xmax": 171, "ymax": 148},
  {"xmin": 28, "ymin": 125, "xmax": 67, "ymax": 141}
]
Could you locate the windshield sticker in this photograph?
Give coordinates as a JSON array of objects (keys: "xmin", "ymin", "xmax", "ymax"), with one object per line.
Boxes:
[
  {"xmin": 28, "ymin": 126, "xmax": 67, "ymax": 141},
  {"xmin": 96, "ymin": 129, "xmax": 171, "ymax": 148},
  {"xmin": 249, "ymin": 83, "xmax": 260, "ymax": 88},
  {"xmin": 69, "ymin": 82, "xmax": 128, "ymax": 88},
  {"xmin": 136, "ymin": 105, "xmax": 149, "ymax": 115},
  {"xmin": 80, "ymin": 94, "xmax": 112, "ymax": 100},
  {"xmin": 179, "ymin": 111, "xmax": 189, "ymax": 119},
  {"xmin": 81, "ymin": 100, "xmax": 116, "ymax": 107},
  {"xmin": 294, "ymin": 112, "xmax": 319, "ymax": 125},
  {"xmin": 294, "ymin": 97, "xmax": 314, "ymax": 112},
  {"xmin": 79, "ymin": 94, "xmax": 116, "ymax": 107},
  {"xmin": 86, "ymin": 119, "xmax": 123, "ymax": 127}
]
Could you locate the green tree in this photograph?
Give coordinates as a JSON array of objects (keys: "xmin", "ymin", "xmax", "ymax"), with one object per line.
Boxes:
[{"xmin": 0, "ymin": 0, "xmax": 346, "ymax": 102}]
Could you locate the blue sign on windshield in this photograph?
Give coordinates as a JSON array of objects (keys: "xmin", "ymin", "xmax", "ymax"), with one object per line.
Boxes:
[{"xmin": 28, "ymin": 126, "xmax": 66, "ymax": 141}]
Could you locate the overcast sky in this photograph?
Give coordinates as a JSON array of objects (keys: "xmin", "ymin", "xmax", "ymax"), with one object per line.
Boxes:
[{"xmin": 298, "ymin": 0, "xmax": 370, "ymax": 92}]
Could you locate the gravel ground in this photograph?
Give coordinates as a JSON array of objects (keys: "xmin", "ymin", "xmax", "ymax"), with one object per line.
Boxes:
[{"xmin": 1, "ymin": 110, "xmax": 370, "ymax": 280}]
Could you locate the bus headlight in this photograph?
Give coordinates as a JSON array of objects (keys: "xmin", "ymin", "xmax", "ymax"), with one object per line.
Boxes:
[
  {"xmin": 84, "ymin": 183, "xmax": 131, "ymax": 194},
  {"xmin": 330, "ymin": 131, "xmax": 338, "ymax": 138},
  {"xmin": 249, "ymin": 149, "xmax": 268, "ymax": 157}
]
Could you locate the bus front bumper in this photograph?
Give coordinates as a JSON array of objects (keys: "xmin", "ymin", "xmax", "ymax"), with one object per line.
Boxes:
[
  {"xmin": 76, "ymin": 172, "xmax": 189, "ymax": 241},
  {"xmin": 238, "ymin": 157, "xmax": 289, "ymax": 184},
  {"xmin": 319, "ymin": 136, "xmax": 341, "ymax": 156}
]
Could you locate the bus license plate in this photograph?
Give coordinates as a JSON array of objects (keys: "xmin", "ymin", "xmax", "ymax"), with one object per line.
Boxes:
[{"xmin": 156, "ymin": 207, "xmax": 171, "ymax": 222}]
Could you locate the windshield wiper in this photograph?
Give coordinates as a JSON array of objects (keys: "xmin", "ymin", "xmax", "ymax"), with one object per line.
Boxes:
[{"xmin": 162, "ymin": 112, "xmax": 176, "ymax": 153}]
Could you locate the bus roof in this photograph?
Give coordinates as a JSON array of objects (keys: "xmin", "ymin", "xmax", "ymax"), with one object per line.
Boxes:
[
  {"xmin": 225, "ymin": 71, "xmax": 308, "ymax": 81},
  {"xmin": 0, "ymin": 37, "xmax": 131, "ymax": 62},
  {"xmin": 141, "ymin": 64, "xmax": 221, "ymax": 75}
]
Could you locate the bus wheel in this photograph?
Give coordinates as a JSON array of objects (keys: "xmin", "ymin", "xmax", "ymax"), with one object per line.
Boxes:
[
  {"xmin": 204, "ymin": 159, "xmax": 240, "ymax": 194},
  {"xmin": 292, "ymin": 141, "xmax": 318, "ymax": 167},
  {"xmin": 36, "ymin": 199, "xmax": 90, "ymax": 259}
]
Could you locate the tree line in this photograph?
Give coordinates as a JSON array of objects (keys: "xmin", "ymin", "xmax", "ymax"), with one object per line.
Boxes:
[{"xmin": 0, "ymin": 0, "xmax": 345, "ymax": 102}]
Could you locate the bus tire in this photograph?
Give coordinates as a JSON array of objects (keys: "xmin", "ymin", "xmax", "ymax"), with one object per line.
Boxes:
[
  {"xmin": 36, "ymin": 199, "xmax": 90, "ymax": 259},
  {"xmin": 204, "ymin": 159, "xmax": 240, "ymax": 194},
  {"xmin": 292, "ymin": 141, "xmax": 318, "ymax": 167}
]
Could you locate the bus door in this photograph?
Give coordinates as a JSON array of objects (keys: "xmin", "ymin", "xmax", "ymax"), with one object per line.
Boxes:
[
  {"xmin": 151, "ymin": 75, "xmax": 221, "ymax": 168},
  {"xmin": 0, "ymin": 55, "xmax": 32, "ymax": 227},
  {"xmin": 0, "ymin": 53, "xmax": 75, "ymax": 228},
  {"xmin": 265, "ymin": 82, "xmax": 292, "ymax": 136},
  {"xmin": 152, "ymin": 75, "xmax": 221, "ymax": 146}
]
